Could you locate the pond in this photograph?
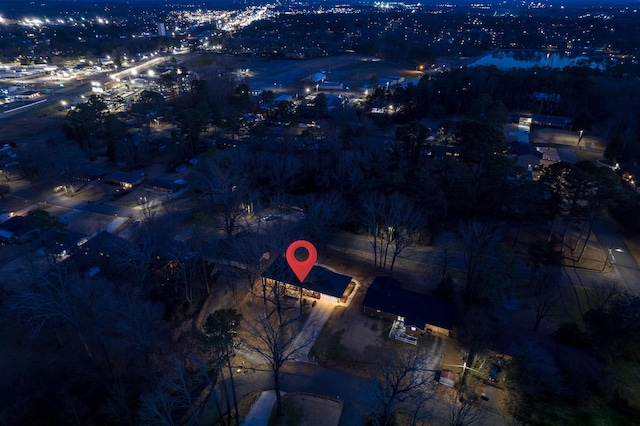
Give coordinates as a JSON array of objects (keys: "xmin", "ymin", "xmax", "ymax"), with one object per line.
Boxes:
[{"xmin": 468, "ymin": 50, "xmax": 599, "ymax": 69}]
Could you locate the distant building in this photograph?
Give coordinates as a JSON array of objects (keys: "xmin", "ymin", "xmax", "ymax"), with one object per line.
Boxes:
[
  {"xmin": 303, "ymin": 72, "xmax": 326, "ymax": 83},
  {"xmin": 158, "ymin": 23, "xmax": 167, "ymax": 37},
  {"xmin": 318, "ymin": 81, "xmax": 344, "ymax": 91},
  {"xmin": 0, "ymin": 215, "xmax": 40, "ymax": 244},
  {"xmin": 144, "ymin": 178, "xmax": 184, "ymax": 194},
  {"xmin": 274, "ymin": 94, "xmax": 292, "ymax": 103},
  {"xmin": 104, "ymin": 171, "xmax": 144, "ymax": 189},
  {"xmin": 14, "ymin": 90, "xmax": 40, "ymax": 100},
  {"xmin": 532, "ymin": 114, "xmax": 572, "ymax": 129}
]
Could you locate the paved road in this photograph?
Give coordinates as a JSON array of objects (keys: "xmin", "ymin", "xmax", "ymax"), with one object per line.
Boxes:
[
  {"xmin": 328, "ymin": 218, "xmax": 640, "ymax": 297},
  {"xmin": 10, "ymin": 182, "xmax": 139, "ymax": 219},
  {"xmin": 199, "ymin": 360, "xmax": 509, "ymax": 426}
]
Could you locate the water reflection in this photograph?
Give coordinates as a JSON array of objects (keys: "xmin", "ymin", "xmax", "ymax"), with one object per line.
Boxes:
[{"xmin": 469, "ymin": 50, "xmax": 598, "ymax": 69}]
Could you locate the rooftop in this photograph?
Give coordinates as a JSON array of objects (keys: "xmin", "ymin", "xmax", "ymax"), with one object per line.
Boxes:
[
  {"xmin": 362, "ymin": 276, "xmax": 454, "ymax": 330},
  {"xmin": 262, "ymin": 256, "xmax": 352, "ymax": 299}
]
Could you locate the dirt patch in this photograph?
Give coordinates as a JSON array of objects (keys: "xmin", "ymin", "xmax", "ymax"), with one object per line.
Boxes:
[{"xmin": 268, "ymin": 393, "xmax": 342, "ymax": 426}]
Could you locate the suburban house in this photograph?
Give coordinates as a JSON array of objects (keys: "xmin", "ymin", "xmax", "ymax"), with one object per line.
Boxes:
[
  {"xmin": 0, "ymin": 215, "xmax": 40, "ymax": 244},
  {"xmin": 143, "ymin": 178, "xmax": 184, "ymax": 194},
  {"xmin": 68, "ymin": 230, "xmax": 130, "ymax": 276},
  {"xmin": 261, "ymin": 256, "xmax": 353, "ymax": 304},
  {"xmin": 103, "ymin": 171, "xmax": 145, "ymax": 189},
  {"xmin": 362, "ymin": 276, "xmax": 455, "ymax": 337}
]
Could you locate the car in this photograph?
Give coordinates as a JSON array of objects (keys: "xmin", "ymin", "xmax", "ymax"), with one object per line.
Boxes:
[
  {"xmin": 261, "ymin": 214, "xmax": 281, "ymax": 221},
  {"xmin": 112, "ymin": 187, "xmax": 131, "ymax": 198}
]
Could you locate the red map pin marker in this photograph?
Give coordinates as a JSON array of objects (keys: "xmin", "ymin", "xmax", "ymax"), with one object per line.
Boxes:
[{"xmin": 286, "ymin": 240, "xmax": 317, "ymax": 283}]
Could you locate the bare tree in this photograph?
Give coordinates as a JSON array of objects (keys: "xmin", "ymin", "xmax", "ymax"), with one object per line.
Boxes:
[
  {"xmin": 446, "ymin": 387, "xmax": 486, "ymax": 426},
  {"xmin": 111, "ymin": 224, "xmax": 166, "ymax": 286},
  {"xmin": 9, "ymin": 269, "xmax": 112, "ymax": 361},
  {"xmin": 166, "ymin": 240, "xmax": 200, "ymax": 306},
  {"xmin": 98, "ymin": 288, "xmax": 164, "ymax": 367},
  {"xmin": 302, "ymin": 192, "xmax": 348, "ymax": 249},
  {"xmin": 165, "ymin": 355, "xmax": 201, "ymax": 426},
  {"xmin": 242, "ymin": 293, "xmax": 312, "ymax": 416},
  {"xmin": 201, "ymin": 309, "xmax": 243, "ymax": 426},
  {"xmin": 456, "ymin": 306, "xmax": 492, "ymax": 385},
  {"xmin": 586, "ymin": 280, "xmax": 620, "ymax": 311},
  {"xmin": 264, "ymin": 151, "xmax": 302, "ymax": 208},
  {"xmin": 51, "ymin": 141, "xmax": 87, "ymax": 194},
  {"xmin": 361, "ymin": 192, "xmax": 423, "ymax": 273},
  {"xmin": 458, "ymin": 219, "xmax": 499, "ymax": 303},
  {"xmin": 138, "ymin": 383, "xmax": 181, "ymax": 426},
  {"xmin": 530, "ymin": 266, "xmax": 562, "ymax": 332},
  {"xmin": 195, "ymin": 159, "xmax": 253, "ymax": 237},
  {"xmin": 367, "ymin": 349, "xmax": 435, "ymax": 426},
  {"xmin": 101, "ymin": 384, "xmax": 135, "ymax": 425}
]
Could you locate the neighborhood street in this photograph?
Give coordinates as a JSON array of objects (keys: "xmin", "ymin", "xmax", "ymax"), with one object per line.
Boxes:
[{"xmin": 199, "ymin": 361, "xmax": 510, "ymax": 426}]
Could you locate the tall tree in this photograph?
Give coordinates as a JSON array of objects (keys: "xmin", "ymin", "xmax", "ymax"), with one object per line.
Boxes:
[
  {"xmin": 243, "ymin": 292, "xmax": 311, "ymax": 416},
  {"xmin": 530, "ymin": 266, "xmax": 562, "ymax": 332},
  {"xmin": 458, "ymin": 219, "xmax": 499, "ymax": 303},
  {"xmin": 201, "ymin": 309, "xmax": 243, "ymax": 426},
  {"xmin": 361, "ymin": 192, "xmax": 423, "ymax": 273},
  {"xmin": 367, "ymin": 349, "xmax": 434, "ymax": 426}
]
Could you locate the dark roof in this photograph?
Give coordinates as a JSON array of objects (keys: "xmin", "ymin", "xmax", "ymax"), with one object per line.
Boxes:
[
  {"xmin": 75, "ymin": 165, "xmax": 107, "ymax": 179},
  {"xmin": 144, "ymin": 178, "xmax": 183, "ymax": 192},
  {"xmin": 70, "ymin": 230, "xmax": 129, "ymax": 272},
  {"xmin": 104, "ymin": 171, "xmax": 144, "ymax": 185},
  {"xmin": 42, "ymin": 230, "xmax": 86, "ymax": 256},
  {"xmin": 362, "ymin": 276, "xmax": 454, "ymax": 330},
  {"xmin": 532, "ymin": 114, "xmax": 572, "ymax": 127},
  {"xmin": 262, "ymin": 256, "xmax": 352, "ymax": 299},
  {"xmin": 0, "ymin": 215, "xmax": 39, "ymax": 237}
]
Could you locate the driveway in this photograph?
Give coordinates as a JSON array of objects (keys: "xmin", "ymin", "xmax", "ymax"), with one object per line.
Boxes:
[{"xmin": 289, "ymin": 298, "xmax": 335, "ymax": 362}]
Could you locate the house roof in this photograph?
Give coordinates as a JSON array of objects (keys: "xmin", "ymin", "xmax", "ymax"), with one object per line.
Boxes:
[
  {"xmin": 104, "ymin": 171, "xmax": 144, "ymax": 185},
  {"xmin": 70, "ymin": 230, "xmax": 130, "ymax": 272},
  {"xmin": 0, "ymin": 215, "xmax": 39, "ymax": 237},
  {"xmin": 362, "ymin": 276, "xmax": 454, "ymax": 330},
  {"xmin": 262, "ymin": 256, "xmax": 352, "ymax": 299},
  {"xmin": 144, "ymin": 178, "xmax": 183, "ymax": 192}
]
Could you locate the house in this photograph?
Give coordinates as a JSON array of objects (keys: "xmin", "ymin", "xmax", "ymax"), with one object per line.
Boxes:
[
  {"xmin": 69, "ymin": 230, "xmax": 130, "ymax": 275},
  {"xmin": 74, "ymin": 165, "xmax": 107, "ymax": 181},
  {"xmin": 103, "ymin": 170, "xmax": 144, "ymax": 189},
  {"xmin": 303, "ymin": 72, "xmax": 326, "ymax": 83},
  {"xmin": 318, "ymin": 81, "xmax": 344, "ymax": 91},
  {"xmin": 516, "ymin": 154, "xmax": 543, "ymax": 180},
  {"xmin": 362, "ymin": 276, "xmax": 454, "ymax": 337},
  {"xmin": 14, "ymin": 90, "xmax": 40, "ymax": 100},
  {"xmin": 274, "ymin": 94, "xmax": 292, "ymax": 103},
  {"xmin": 0, "ymin": 215, "xmax": 40, "ymax": 244},
  {"xmin": 261, "ymin": 256, "xmax": 353, "ymax": 304},
  {"xmin": 144, "ymin": 178, "xmax": 184, "ymax": 194},
  {"xmin": 532, "ymin": 114, "xmax": 572, "ymax": 129},
  {"xmin": 536, "ymin": 146, "xmax": 561, "ymax": 164}
]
